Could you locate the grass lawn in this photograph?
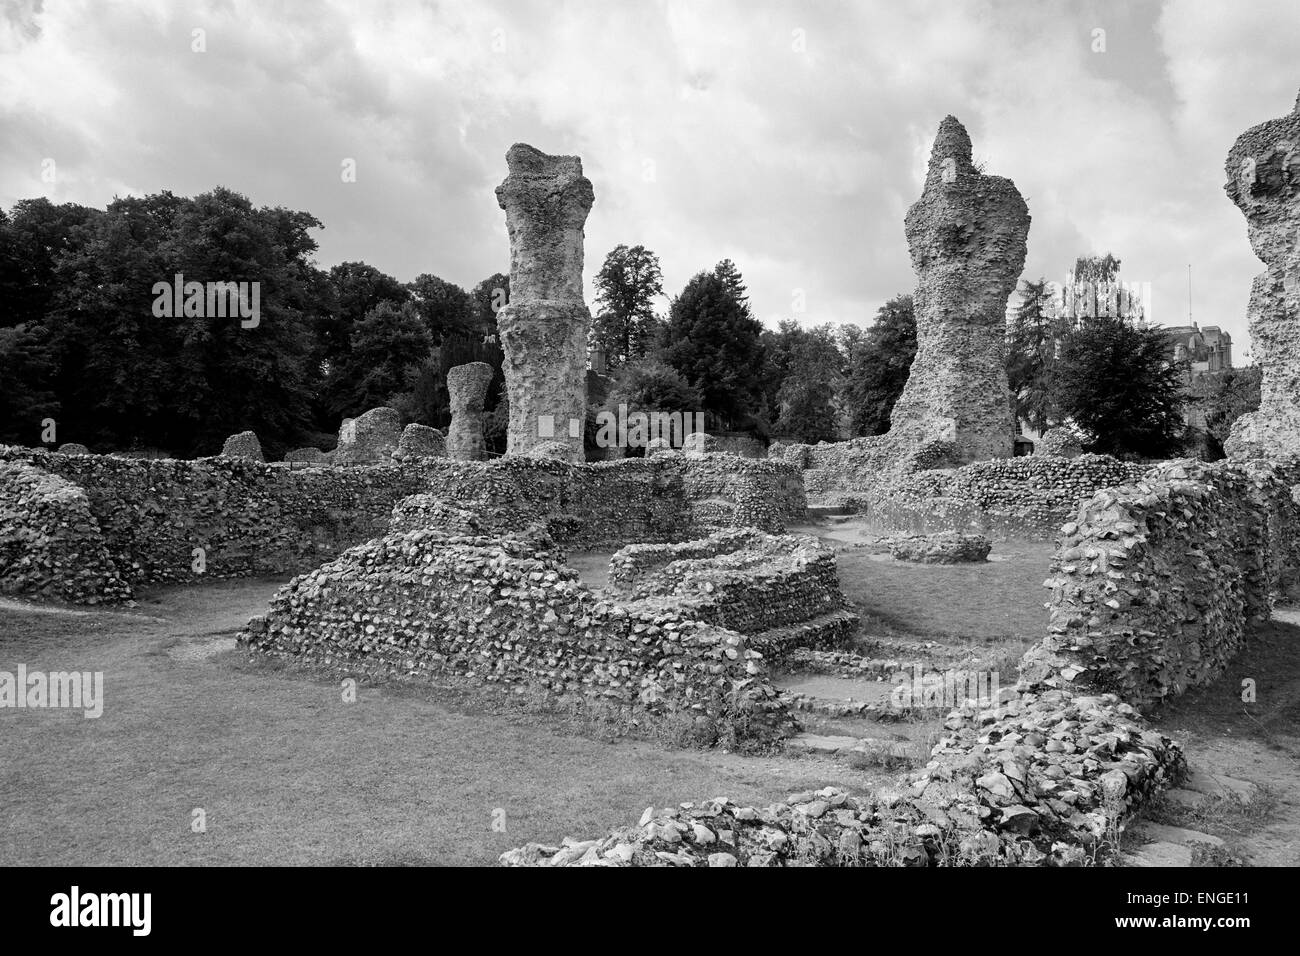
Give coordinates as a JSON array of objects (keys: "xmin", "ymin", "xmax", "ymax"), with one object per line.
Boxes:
[
  {"xmin": 822, "ymin": 534, "xmax": 1056, "ymax": 666},
  {"xmin": 0, "ymin": 579, "xmax": 890, "ymax": 866}
]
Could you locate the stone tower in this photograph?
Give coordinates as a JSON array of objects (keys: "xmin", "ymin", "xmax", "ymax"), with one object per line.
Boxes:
[
  {"xmin": 887, "ymin": 116, "xmax": 1029, "ymax": 464},
  {"xmin": 1224, "ymin": 90, "xmax": 1300, "ymax": 459},
  {"xmin": 494, "ymin": 144, "xmax": 595, "ymax": 462}
]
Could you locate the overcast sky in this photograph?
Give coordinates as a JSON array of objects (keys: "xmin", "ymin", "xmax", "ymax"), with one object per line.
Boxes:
[{"xmin": 3, "ymin": 0, "xmax": 1297, "ymax": 358}]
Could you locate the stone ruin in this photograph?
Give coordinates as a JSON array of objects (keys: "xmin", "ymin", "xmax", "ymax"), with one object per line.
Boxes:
[
  {"xmin": 394, "ymin": 423, "xmax": 446, "ymax": 460},
  {"xmin": 1225, "ymin": 89, "xmax": 1300, "ymax": 459},
  {"xmin": 333, "ymin": 406, "xmax": 401, "ymax": 465},
  {"xmin": 888, "ymin": 116, "xmax": 1030, "ymax": 464},
  {"xmin": 56, "ymin": 442, "xmax": 89, "ymax": 456},
  {"xmin": 446, "ymin": 362, "xmax": 493, "ymax": 461},
  {"xmin": 220, "ymin": 430, "xmax": 264, "ymax": 462},
  {"xmin": 494, "ymin": 144, "xmax": 594, "ymax": 464},
  {"xmin": 768, "ymin": 116, "xmax": 1031, "ymax": 522}
]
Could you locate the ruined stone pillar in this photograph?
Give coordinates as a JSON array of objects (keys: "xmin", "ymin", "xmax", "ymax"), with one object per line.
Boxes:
[
  {"xmin": 494, "ymin": 143, "xmax": 595, "ymax": 463},
  {"xmin": 1224, "ymin": 90, "xmax": 1300, "ymax": 459},
  {"xmin": 887, "ymin": 116, "xmax": 1029, "ymax": 464},
  {"xmin": 446, "ymin": 362, "xmax": 493, "ymax": 461}
]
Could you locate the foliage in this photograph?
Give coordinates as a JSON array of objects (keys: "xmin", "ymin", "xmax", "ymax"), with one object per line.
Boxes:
[
  {"xmin": 840, "ymin": 294, "xmax": 916, "ymax": 436},
  {"xmin": 1050, "ymin": 315, "xmax": 1188, "ymax": 458},
  {"xmin": 591, "ymin": 244, "xmax": 664, "ymax": 368},
  {"xmin": 661, "ymin": 264, "xmax": 765, "ymax": 429}
]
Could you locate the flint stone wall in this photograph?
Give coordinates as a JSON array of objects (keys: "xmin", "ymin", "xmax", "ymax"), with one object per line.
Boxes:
[
  {"xmin": 1024, "ymin": 458, "xmax": 1300, "ymax": 707},
  {"xmin": 0, "ymin": 461, "xmax": 133, "ymax": 604},
  {"xmin": 1224, "ymin": 91, "xmax": 1300, "ymax": 458},
  {"xmin": 501, "ymin": 679, "xmax": 1183, "ymax": 867},
  {"xmin": 787, "ymin": 445, "xmax": 1146, "ymax": 539},
  {"xmin": 607, "ymin": 530, "xmax": 859, "ymax": 659},
  {"xmin": 886, "ymin": 532, "xmax": 991, "ymax": 564},
  {"xmin": 220, "ymin": 430, "xmax": 264, "ymax": 462},
  {"xmin": 333, "ymin": 407, "xmax": 401, "ymax": 465},
  {"xmin": 0, "ymin": 446, "xmax": 805, "ymax": 597},
  {"xmin": 238, "ymin": 526, "xmax": 795, "ymax": 748}
]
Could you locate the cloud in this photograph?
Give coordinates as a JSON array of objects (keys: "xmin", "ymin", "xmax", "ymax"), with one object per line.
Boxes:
[{"xmin": 1, "ymin": 0, "xmax": 1293, "ymax": 354}]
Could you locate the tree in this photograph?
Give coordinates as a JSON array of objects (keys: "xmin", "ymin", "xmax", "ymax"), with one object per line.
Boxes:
[
  {"xmin": 1198, "ymin": 366, "xmax": 1262, "ymax": 458},
  {"xmin": 1050, "ymin": 315, "xmax": 1187, "ymax": 458},
  {"xmin": 760, "ymin": 321, "xmax": 843, "ymax": 443},
  {"xmin": 661, "ymin": 270, "xmax": 765, "ymax": 428},
  {"xmin": 840, "ymin": 294, "xmax": 916, "ymax": 436},
  {"xmin": 597, "ymin": 359, "xmax": 702, "ymax": 456},
  {"xmin": 1071, "ymin": 253, "xmax": 1121, "ymax": 284},
  {"xmin": 328, "ymin": 300, "xmax": 432, "ymax": 416},
  {"xmin": 12, "ymin": 187, "xmax": 327, "ymax": 459},
  {"xmin": 591, "ymin": 244, "xmax": 664, "ymax": 368},
  {"xmin": 320, "ymin": 261, "xmax": 410, "ymax": 366},
  {"xmin": 407, "ymin": 273, "xmax": 475, "ymax": 344},
  {"xmin": 712, "ymin": 258, "xmax": 751, "ymax": 316},
  {"xmin": 1007, "ymin": 277, "xmax": 1071, "ymax": 433},
  {"xmin": 0, "ymin": 323, "xmax": 59, "ymax": 445}
]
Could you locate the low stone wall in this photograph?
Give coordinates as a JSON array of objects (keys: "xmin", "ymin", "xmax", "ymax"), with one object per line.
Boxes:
[
  {"xmin": 1024, "ymin": 458, "xmax": 1300, "ymax": 708},
  {"xmin": 608, "ymin": 530, "xmax": 858, "ymax": 659},
  {"xmin": 0, "ymin": 445, "xmax": 805, "ymax": 600},
  {"xmin": 0, "ymin": 462, "xmax": 133, "ymax": 604},
  {"xmin": 238, "ymin": 525, "xmax": 796, "ymax": 748},
  {"xmin": 501, "ymin": 677, "xmax": 1184, "ymax": 866},
  {"xmin": 886, "ymin": 532, "xmax": 991, "ymax": 564},
  {"xmin": 797, "ymin": 450, "xmax": 1147, "ymax": 540}
]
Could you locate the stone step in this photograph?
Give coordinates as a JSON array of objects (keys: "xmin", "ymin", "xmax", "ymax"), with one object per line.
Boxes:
[
  {"xmin": 784, "ymin": 732, "xmax": 912, "ymax": 760},
  {"xmin": 1126, "ymin": 841, "xmax": 1192, "ymax": 867},
  {"xmin": 1128, "ymin": 821, "xmax": 1225, "ymax": 848},
  {"xmin": 1180, "ymin": 769, "xmax": 1259, "ymax": 803}
]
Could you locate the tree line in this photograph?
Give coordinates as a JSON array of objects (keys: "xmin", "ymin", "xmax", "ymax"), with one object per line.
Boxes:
[{"xmin": 0, "ymin": 192, "xmax": 1258, "ymax": 461}]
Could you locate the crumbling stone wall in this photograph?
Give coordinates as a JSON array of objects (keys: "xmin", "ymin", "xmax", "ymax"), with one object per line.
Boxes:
[
  {"xmin": 607, "ymin": 530, "xmax": 859, "ymax": 659},
  {"xmin": 395, "ymin": 423, "xmax": 446, "ymax": 460},
  {"xmin": 0, "ymin": 446, "xmax": 806, "ymax": 597},
  {"xmin": 1224, "ymin": 90, "xmax": 1300, "ymax": 458},
  {"xmin": 0, "ymin": 461, "xmax": 133, "ymax": 604},
  {"xmin": 887, "ymin": 116, "xmax": 1030, "ymax": 464},
  {"xmin": 446, "ymin": 362, "xmax": 493, "ymax": 461},
  {"xmin": 238, "ymin": 525, "xmax": 795, "ymax": 747},
  {"xmin": 220, "ymin": 430, "xmax": 264, "ymax": 461},
  {"xmin": 1024, "ymin": 458, "xmax": 1300, "ymax": 707},
  {"xmin": 790, "ymin": 447, "xmax": 1145, "ymax": 539},
  {"xmin": 886, "ymin": 532, "xmax": 991, "ymax": 564},
  {"xmin": 501, "ymin": 677, "xmax": 1183, "ymax": 866},
  {"xmin": 333, "ymin": 406, "xmax": 401, "ymax": 465},
  {"xmin": 494, "ymin": 144, "xmax": 594, "ymax": 463}
]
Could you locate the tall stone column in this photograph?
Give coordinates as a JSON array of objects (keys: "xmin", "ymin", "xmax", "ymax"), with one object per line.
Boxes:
[
  {"xmin": 446, "ymin": 362, "xmax": 493, "ymax": 461},
  {"xmin": 1224, "ymin": 90, "xmax": 1300, "ymax": 459},
  {"xmin": 494, "ymin": 144, "xmax": 595, "ymax": 463},
  {"xmin": 887, "ymin": 116, "xmax": 1029, "ymax": 464}
]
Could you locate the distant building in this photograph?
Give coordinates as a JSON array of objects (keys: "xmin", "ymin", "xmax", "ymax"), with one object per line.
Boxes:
[{"xmin": 1161, "ymin": 322, "xmax": 1233, "ymax": 372}]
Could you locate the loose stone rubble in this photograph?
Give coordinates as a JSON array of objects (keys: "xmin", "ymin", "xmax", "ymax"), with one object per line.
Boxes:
[
  {"xmin": 495, "ymin": 144, "xmax": 594, "ymax": 463},
  {"xmin": 886, "ymin": 531, "xmax": 991, "ymax": 564},
  {"xmin": 219, "ymin": 430, "xmax": 264, "ymax": 461},
  {"xmin": 887, "ymin": 116, "xmax": 1030, "ymax": 465},
  {"xmin": 1224, "ymin": 89, "xmax": 1300, "ymax": 458},
  {"xmin": 56, "ymin": 443, "xmax": 89, "ymax": 456},
  {"xmin": 394, "ymin": 423, "xmax": 446, "ymax": 460},
  {"xmin": 333, "ymin": 406, "xmax": 401, "ymax": 465},
  {"xmin": 446, "ymin": 362, "xmax": 493, "ymax": 461},
  {"xmin": 501, "ymin": 677, "xmax": 1184, "ymax": 866},
  {"xmin": 682, "ymin": 432, "xmax": 720, "ymax": 457},
  {"xmin": 1036, "ymin": 425, "xmax": 1088, "ymax": 458}
]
